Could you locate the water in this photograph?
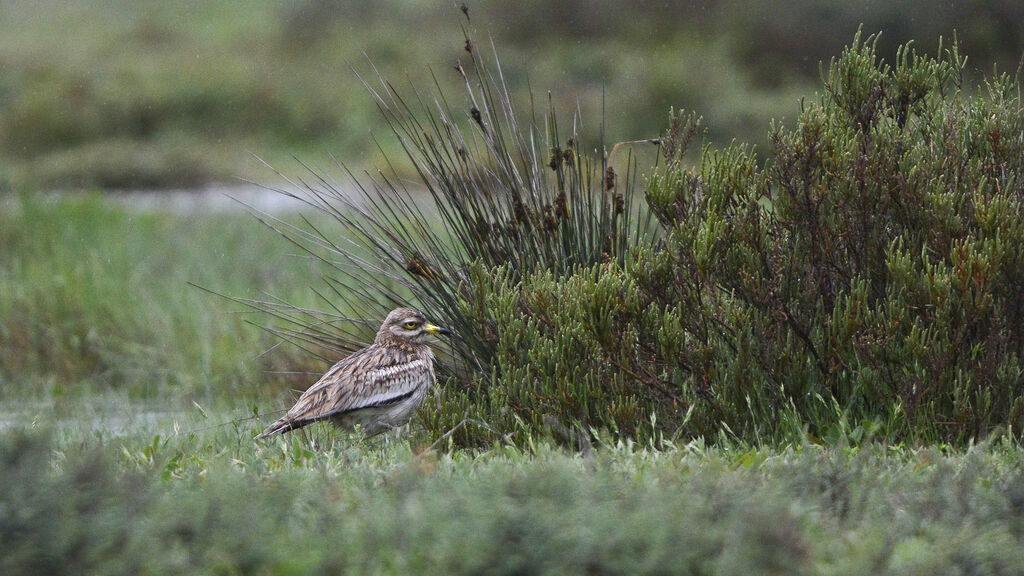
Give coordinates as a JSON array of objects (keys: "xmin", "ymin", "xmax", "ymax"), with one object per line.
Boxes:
[
  {"xmin": 109, "ymin": 183, "xmax": 318, "ymax": 214},
  {"xmin": 0, "ymin": 398, "xmax": 189, "ymax": 438},
  {"xmin": 109, "ymin": 180, "xmax": 432, "ymax": 215}
]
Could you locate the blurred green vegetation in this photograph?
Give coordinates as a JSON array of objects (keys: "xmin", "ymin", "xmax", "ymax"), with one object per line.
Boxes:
[
  {"xmin": 0, "ymin": 195, "xmax": 322, "ymax": 402},
  {"xmin": 3, "ymin": 428, "xmax": 1024, "ymax": 575},
  {"xmin": 0, "ymin": 0, "xmax": 1020, "ymax": 190}
]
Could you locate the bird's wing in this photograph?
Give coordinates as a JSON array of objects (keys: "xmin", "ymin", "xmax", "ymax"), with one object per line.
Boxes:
[{"xmin": 275, "ymin": 346, "xmax": 433, "ymax": 427}]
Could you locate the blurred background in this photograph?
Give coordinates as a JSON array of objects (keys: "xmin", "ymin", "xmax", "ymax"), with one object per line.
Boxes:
[{"xmin": 0, "ymin": 0, "xmax": 1021, "ymax": 192}]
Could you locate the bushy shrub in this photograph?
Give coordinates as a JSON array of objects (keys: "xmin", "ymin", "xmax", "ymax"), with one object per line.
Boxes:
[
  {"xmin": 637, "ymin": 33, "xmax": 1024, "ymax": 443},
  {"xmin": 266, "ymin": 32, "xmax": 1024, "ymax": 446},
  {"xmin": 457, "ymin": 33, "xmax": 1024, "ymax": 445}
]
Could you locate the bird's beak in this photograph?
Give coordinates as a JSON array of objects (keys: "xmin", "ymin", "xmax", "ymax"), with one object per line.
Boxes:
[{"xmin": 423, "ymin": 323, "xmax": 452, "ymax": 336}]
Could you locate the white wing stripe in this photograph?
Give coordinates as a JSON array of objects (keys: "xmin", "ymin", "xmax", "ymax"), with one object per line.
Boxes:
[{"xmin": 368, "ymin": 359, "xmax": 428, "ymax": 382}]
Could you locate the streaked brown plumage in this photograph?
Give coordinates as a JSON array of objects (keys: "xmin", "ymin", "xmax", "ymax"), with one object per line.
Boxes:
[{"xmin": 255, "ymin": 307, "xmax": 450, "ymax": 439}]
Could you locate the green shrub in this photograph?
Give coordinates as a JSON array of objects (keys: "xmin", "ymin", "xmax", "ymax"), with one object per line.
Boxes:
[
  {"xmin": 461, "ymin": 33, "xmax": 1024, "ymax": 445},
  {"xmin": 266, "ymin": 32, "xmax": 1024, "ymax": 446},
  {"xmin": 635, "ymin": 33, "xmax": 1024, "ymax": 443},
  {"xmin": 441, "ymin": 33, "xmax": 1024, "ymax": 445}
]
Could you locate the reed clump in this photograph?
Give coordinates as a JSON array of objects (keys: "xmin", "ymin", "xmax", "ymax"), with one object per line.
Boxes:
[{"xmin": 260, "ymin": 30, "xmax": 1024, "ymax": 446}]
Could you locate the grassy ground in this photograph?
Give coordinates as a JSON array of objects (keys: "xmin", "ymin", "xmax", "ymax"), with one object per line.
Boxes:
[
  {"xmin": 4, "ymin": 422, "xmax": 1024, "ymax": 575},
  {"xmin": 0, "ymin": 194, "xmax": 322, "ymax": 404},
  {"xmin": 2, "ymin": 196, "xmax": 1024, "ymax": 574}
]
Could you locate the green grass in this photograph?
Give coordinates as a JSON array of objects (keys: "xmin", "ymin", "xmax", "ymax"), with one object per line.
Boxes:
[
  {"xmin": 0, "ymin": 194, "xmax": 323, "ymax": 403},
  {"xmin": 2, "ymin": 195, "xmax": 1024, "ymax": 574},
  {"xmin": 3, "ymin": 422, "xmax": 1024, "ymax": 575},
  {"xmin": 3, "ymin": 0, "xmax": 1020, "ymax": 190}
]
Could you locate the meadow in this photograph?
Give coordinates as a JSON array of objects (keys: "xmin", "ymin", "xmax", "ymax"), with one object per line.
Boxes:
[
  {"xmin": 3, "ymin": 3, "xmax": 1024, "ymax": 573},
  {"xmin": 1, "ymin": 0, "xmax": 1020, "ymax": 190},
  {"xmin": 2, "ymin": 186, "xmax": 1024, "ymax": 575}
]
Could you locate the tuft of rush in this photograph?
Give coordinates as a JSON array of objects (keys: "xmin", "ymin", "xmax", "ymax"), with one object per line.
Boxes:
[{"xmin": 255, "ymin": 307, "xmax": 451, "ymax": 439}]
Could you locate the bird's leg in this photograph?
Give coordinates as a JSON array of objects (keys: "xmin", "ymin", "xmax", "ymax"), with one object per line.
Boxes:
[{"xmin": 383, "ymin": 422, "xmax": 409, "ymax": 442}]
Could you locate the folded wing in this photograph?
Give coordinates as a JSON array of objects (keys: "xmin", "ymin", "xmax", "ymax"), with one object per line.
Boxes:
[{"xmin": 255, "ymin": 348, "xmax": 432, "ymax": 438}]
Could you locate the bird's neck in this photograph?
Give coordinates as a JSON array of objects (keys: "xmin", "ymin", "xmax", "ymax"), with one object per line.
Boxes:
[{"xmin": 374, "ymin": 332, "xmax": 424, "ymax": 351}]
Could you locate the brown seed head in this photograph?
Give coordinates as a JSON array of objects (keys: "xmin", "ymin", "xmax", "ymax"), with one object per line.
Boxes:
[
  {"xmin": 548, "ymin": 146, "xmax": 562, "ymax": 170},
  {"xmin": 554, "ymin": 192, "xmax": 568, "ymax": 220},
  {"xmin": 405, "ymin": 253, "xmax": 434, "ymax": 280}
]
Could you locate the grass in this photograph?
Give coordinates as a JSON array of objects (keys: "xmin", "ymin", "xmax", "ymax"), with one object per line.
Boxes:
[
  {"xmin": 4, "ymin": 1, "xmax": 1021, "ymax": 190},
  {"xmin": 2, "ymin": 194, "xmax": 1024, "ymax": 574},
  {"xmin": 3, "ymin": 421, "xmax": 1024, "ymax": 574},
  {"xmin": 0, "ymin": 194, "xmax": 324, "ymax": 403}
]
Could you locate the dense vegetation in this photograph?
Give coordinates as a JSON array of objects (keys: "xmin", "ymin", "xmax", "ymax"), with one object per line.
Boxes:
[
  {"xmin": 264, "ymin": 33, "xmax": 1024, "ymax": 447},
  {"xmin": 634, "ymin": 37, "xmax": 1024, "ymax": 445},
  {"xmin": 3, "ymin": 13, "xmax": 1024, "ymax": 573},
  {"xmin": 3, "ymin": 428, "xmax": 1024, "ymax": 575}
]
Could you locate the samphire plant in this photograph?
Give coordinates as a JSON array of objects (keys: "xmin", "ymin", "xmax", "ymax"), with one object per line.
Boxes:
[
  {"xmin": 257, "ymin": 27, "xmax": 1024, "ymax": 447},
  {"xmin": 630, "ymin": 32, "xmax": 1024, "ymax": 445}
]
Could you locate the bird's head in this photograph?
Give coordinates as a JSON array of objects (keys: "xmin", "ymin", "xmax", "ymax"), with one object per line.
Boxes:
[{"xmin": 376, "ymin": 307, "xmax": 451, "ymax": 344}]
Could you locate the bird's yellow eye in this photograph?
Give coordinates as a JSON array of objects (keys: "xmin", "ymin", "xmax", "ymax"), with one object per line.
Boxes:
[{"xmin": 403, "ymin": 321, "xmax": 419, "ymax": 330}]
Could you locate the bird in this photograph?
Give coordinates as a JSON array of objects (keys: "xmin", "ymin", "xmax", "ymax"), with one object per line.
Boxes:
[{"xmin": 255, "ymin": 307, "xmax": 451, "ymax": 439}]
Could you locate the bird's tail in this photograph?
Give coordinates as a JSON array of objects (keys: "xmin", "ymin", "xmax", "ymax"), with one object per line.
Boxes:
[{"xmin": 254, "ymin": 417, "xmax": 299, "ymax": 440}]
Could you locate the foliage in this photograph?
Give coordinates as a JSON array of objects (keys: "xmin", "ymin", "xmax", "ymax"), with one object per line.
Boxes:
[
  {"xmin": 257, "ymin": 33, "xmax": 1024, "ymax": 447},
  {"xmin": 462, "ymin": 33, "xmax": 1024, "ymax": 446},
  {"xmin": 0, "ymin": 196, "xmax": 318, "ymax": 400},
  {"xmin": 3, "ymin": 427, "xmax": 1024, "ymax": 575},
  {"xmin": 633, "ymin": 33, "xmax": 1024, "ymax": 444},
  {"xmin": 3, "ymin": 1, "xmax": 1023, "ymax": 189}
]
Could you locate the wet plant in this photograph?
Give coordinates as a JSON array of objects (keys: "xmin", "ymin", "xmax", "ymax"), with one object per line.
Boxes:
[
  {"xmin": 249, "ymin": 28, "xmax": 1024, "ymax": 447},
  {"xmin": 246, "ymin": 14, "xmax": 655, "ymax": 393},
  {"xmin": 632, "ymin": 32, "xmax": 1024, "ymax": 443}
]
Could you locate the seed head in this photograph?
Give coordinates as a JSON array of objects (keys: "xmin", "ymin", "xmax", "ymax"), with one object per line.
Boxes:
[
  {"xmin": 548, "ymin": 145, "xmax": 562, "ymax": 170},
  {"xmin": 405, "ymin": 253, "xmax": 434, "ymax": 280},
  {"xmin": 554, "ymin": 192, "xmax": 569, "ymax": 220}
]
